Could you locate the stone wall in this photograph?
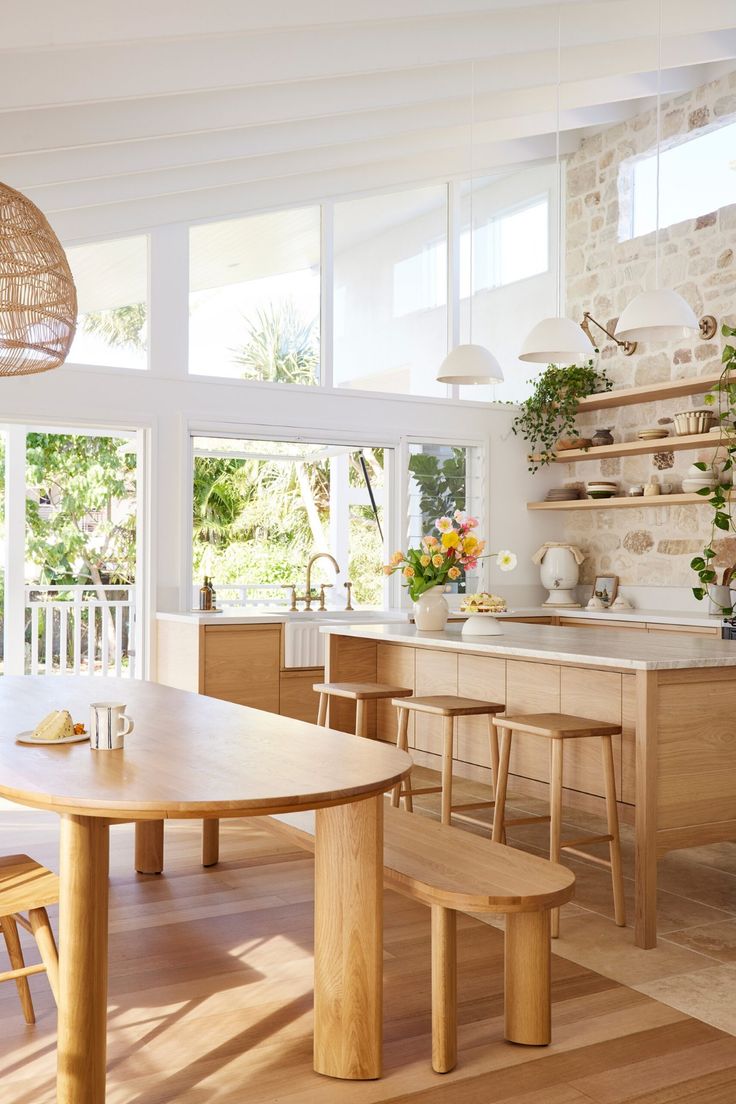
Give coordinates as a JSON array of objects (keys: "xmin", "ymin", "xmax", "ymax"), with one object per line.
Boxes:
[{"xmin": 558, "ymin": 69, "xmax": 736, "ymax": 588}]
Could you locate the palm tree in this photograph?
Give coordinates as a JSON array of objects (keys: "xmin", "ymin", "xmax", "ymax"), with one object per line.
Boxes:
[
  {"xmin": 233, "ymin": 300, "xmax": 318, "ymax": 384},
  {"xmin": 82, "ymin": 303, "xmax": 147, "ymax": 350}
]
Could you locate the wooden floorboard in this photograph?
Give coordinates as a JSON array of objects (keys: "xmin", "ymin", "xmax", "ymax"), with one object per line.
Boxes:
[{"xmin": 0, "ymin": 814, "xmax": 735, "ymax": 1103}]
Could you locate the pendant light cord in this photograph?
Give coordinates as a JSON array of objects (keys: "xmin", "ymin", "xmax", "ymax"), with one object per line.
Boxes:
[
  {"xmin": 555, "ymin": 3, "xmax": 562, "ymax": 317},
  {"xmin": 469, "ymin": 59, "xmax": 475, "ymax": 345},
  {"xmin": 654, "ymin": 0, "xmax": 662, "ymax": 287}
]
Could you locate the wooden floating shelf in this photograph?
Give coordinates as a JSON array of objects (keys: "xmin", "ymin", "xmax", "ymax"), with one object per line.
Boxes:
[
  {"xmin": 528, "ymin": 491, "xmax": 733, "ymax": 511},
  {"xmin": 576, "ymin": 372, "xmax": 721, "ymax": 413},
  {"xmin": 546, "ymin": 431, "xmax": 733, "ymax": 464}
]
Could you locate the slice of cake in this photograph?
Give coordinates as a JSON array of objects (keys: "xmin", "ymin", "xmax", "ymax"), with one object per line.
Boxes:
[
  {"xmin": 460, "ymin": 592, "xmax": 507, "ymax": 614},
  {"xmin": 31, "ymin": 709, "xmax": 74, "ymax": 741}
]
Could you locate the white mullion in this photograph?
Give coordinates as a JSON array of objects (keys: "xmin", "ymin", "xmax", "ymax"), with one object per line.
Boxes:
[
  {"xmin": 320, "ymin": 201, "xmax": 334, "ymax": 390},
  {"xmin": 447, "ymin": 180, "xmax": 461, "ymax": 401},
  {"xmin": 4, "ymin": 425, "xmax": 26, "ymax": 677}
]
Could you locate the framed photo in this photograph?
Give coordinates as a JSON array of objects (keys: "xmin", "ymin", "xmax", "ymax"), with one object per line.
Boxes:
[{"xmin": 593, "ymin": 574, "xmax": 619, "ymax": 608}]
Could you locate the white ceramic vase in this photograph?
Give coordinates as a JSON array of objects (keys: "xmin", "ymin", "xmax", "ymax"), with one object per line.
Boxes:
[
  {"xmin": 539, "ymin": 545, "xmax": 580, "ymax": 607},
  {"xmin": 413, "ymin": 586, "xmax": 449, "ymax": 631}
]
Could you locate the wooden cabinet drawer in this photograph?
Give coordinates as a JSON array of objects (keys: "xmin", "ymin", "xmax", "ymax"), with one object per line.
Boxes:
[
  {"xmin": 645, "ymin": 622, "xmax": 719, "ymax": 636},
  {"xmin": 203, "ymin": 625, "xmax": 280, "ymax": 713},
  {"xmin": 558, "ymin": 617, "xmax": 646, "ymax": 630},
  {"xmin": 280, "ymin": 668, "xmax": 322, "ymax": 724}
]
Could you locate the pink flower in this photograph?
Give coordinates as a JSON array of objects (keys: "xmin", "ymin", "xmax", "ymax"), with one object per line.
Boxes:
[{"xmin": 465, "ymin": 516, "xmax": 479, "ymax": 529}]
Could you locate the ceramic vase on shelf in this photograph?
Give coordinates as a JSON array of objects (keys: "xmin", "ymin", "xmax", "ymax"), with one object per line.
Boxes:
[
  {"xmin": 413, "ymin": 585, "xmax": 449, "ymax": 631},
  {"xmin": 533, "ymin": 542, "xmax": 585, "ymax": 608}
]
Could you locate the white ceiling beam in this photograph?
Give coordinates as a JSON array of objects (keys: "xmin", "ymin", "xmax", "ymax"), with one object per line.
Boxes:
[
  {"xmin": 1, "ymin": 3, "xmax": 734, "ymax": 111},
  {"xmin": 47, "ymin": 131, "xmax": 578, "ymax": 244},
  {"xmin": 1, "ymin": 0, "xmax": 604, "ymax": 50}
]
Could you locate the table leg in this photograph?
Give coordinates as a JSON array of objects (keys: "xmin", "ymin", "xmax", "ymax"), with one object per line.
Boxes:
[
  {"xmin": 58, "ymin": 814, "xmax": 110, "ymax": 1104},
  {"xmin": 313, "ymin": 794, "xmax": 383, "ymax": 1080},
  {"xmin": 202, "ymin": 818, "xmax": 220, "ymax": 867},
  {"xmin": 504, "ymin": 910, "xmax": 551, "ymax": 1045},
  {"xmin": 135, "ymin": 820, "xmax": 164, "ymax": 874}
]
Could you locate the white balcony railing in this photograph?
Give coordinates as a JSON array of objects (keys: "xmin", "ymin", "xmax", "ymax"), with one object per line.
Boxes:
[
  {"xmin": 191, "ymin": 582, "xmax": 286, "ymax": 609},
  {"xmin": 25, "ymin": 585, "xmax": 136, "ymax": 677}
]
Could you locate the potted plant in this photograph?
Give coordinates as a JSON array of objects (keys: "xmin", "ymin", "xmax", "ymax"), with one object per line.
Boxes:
[
  {"xmin": 691, "ymin": 323, "xmax": 736, "ymax": 614},
  {"xmin": 512, "ymin": 359, "xmax": 613, "ymax": 473},
  {"xmin": 383, "ymin": 513, "xmax": 516, "ymax": 630}
]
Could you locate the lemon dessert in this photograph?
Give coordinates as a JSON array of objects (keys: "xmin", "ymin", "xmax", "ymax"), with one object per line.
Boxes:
[
  {"xmin": 460, "ymin": 592, "xmax": 507, "ymax": 614},
  {"xmin": 31, "ymin": 709, "xmax": 75, "ymax": 741}
]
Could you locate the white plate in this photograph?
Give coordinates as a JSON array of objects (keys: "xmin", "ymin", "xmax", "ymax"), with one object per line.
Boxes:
[{"xmin": 15, "ymin": 730, "xmax": 89, "ymax": 746}]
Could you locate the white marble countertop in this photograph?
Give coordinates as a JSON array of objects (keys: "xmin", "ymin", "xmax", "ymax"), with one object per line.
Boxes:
[{"xmin": 320, "ymin": 621, "xmax": 736, "ymax": 671}]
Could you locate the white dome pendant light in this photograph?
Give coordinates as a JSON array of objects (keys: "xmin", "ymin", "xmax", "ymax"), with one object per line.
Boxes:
[
  {"xmin": 437, "ymin": 61, "xmax": 503, "ymax": 386},
  {"xmin": 615, "ymin": 0, "xmax": 698, "ymax": 343},
  {"xmin": 519, "ymin": 4, "xmax": 593, "ymax": 365}
]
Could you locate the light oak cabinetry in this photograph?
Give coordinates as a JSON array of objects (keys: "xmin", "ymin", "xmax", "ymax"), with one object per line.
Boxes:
[{"xmin": 155, "ymin": 619, "xmax": 322, "ymax": 721}]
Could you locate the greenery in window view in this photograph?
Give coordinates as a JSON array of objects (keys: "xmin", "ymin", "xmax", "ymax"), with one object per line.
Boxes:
[
  {"xmin": 25, "ymin": 434, "xmax": 137, "ymax": 587},
  {"xmin": 82, "ymin": 303, "xmax": 147, "ymax": 350},
  {"xmin": 193, "ymin": 448, "xmax": 385, "ymax": 607},
  {"xmin": 232, "ymin": 300, "xmax": 319, "ymax": 384},
  {"xmin": 408, "ymin": 447, "xmax": 469, "ymax": 591}
]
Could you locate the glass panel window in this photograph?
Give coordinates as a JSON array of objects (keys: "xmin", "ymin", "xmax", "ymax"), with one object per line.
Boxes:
[
  {"xmin": 457, "ymin": 166, "xmax": 557, "ymax": 404},
  {"xmin": 189, "ymin": 207, "xmax": 321, "ymax": 382},
  {"xmin": 406, "ymin": 441, "xmax": 484, "ymax": 595},
  {"xmin": 191, "ymin": 437, "xmax": 387, "ymax": 609},
  {"xmin": 333, "ymin": 185, "xmax": 448, "ymax": 397},
  {"xmin": 623, "ymin": 118, "xmax": 736, "ymax": 240},
  {"xmin": 65, "ymin": 236, "xmax": 148, "ymax": 370}
]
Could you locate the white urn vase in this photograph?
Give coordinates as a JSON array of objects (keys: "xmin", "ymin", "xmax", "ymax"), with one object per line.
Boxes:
[
  {"xmin": 538, "ymin": 545, "xmax": 581, "ymax": 608},
  {"xmin": 413, "ymin": 586, "xmax": 449, "ymax": 631}
]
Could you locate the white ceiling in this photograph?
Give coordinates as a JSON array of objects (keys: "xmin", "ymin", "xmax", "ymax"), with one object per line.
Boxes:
[{"xmin": 1, "ymin": 0, "xmax": 734, "ymax": 243}]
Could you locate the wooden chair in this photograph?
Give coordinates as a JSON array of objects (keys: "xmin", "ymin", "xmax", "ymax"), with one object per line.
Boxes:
[
  {"xmin": 492, "ymin": 712, "xmax": 626, "ymax": 938},
  {"xmin": 0, "ymin": 854, "xmax": 59, "ymax": 1023},
  {"xmin": 312, "ymin": 681, "xmax": 412, "ymax": 738},
  {"xmin": 391, "ymin": 695, "xmax": 505, "ymax": 828}
]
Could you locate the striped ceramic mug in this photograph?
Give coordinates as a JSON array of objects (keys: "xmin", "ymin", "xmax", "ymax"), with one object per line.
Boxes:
[{"xmin": 89, "ymin": 702, "xmax": 134, "ymax": 750}]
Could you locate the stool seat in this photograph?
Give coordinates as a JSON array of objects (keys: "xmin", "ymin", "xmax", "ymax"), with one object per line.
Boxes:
[
  {"xmin": 313, "ymin": 682, "xmax": 413, "ymax": 701},
  {"xmin": 493, "ymin": 713, "xmax": 621, "ymax": 739},
  {"xmin": 0, "ymin": 854, "xmax": 59, "ymax": 913},
  {"xmin": 0, "ymin": 854, "xmax": 60, "ymax": 1025},
  {"xmin": 394, "ymin": 695, "xmax": 505, "ymax": 717}
]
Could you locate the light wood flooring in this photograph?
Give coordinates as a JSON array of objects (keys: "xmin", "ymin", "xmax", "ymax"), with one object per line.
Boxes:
[{"xmin": 2, "ymin": 775, "xmax": 736, "ymax": 1103}]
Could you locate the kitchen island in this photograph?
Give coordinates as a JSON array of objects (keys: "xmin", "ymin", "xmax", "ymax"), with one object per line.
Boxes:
[{"xmin": 321, "ymin": 620, "xmax": 736, "ymax": 949}]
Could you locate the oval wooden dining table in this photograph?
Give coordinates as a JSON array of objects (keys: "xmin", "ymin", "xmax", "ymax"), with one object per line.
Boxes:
[{"xmin": 0, "ymin": 677, "xmax": 412, "ymax": 1104}]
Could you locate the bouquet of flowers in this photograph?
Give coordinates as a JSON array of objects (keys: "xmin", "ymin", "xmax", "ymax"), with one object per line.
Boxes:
[{"xmin": 383, "ymin": 511, "xmax": 516, "ymax": 602}]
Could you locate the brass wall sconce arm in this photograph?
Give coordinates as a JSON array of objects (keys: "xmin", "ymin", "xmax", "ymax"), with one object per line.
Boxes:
[{"xmin": 580, "ymin": 312, "xmax": 637, "ymax": 356}]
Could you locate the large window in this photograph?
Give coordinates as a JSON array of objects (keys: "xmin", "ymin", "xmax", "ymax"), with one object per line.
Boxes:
[
  {"xmin": 333, "ymin": 185, "xmax": 448, "ymax": 397},
  {"xmin": 406, "ymin": 441, "xmax": 484, "ymax": 595},
  {"xmin": 191, "ymin": 437, "xmax": 387, "ymax": 608},
  {"xmin": 189, "ymin": 207, "xmax": 321, "ymax": 382},
  {"xmin": 623, "ymin": 119, "xmax": 736, "ymax": 240},
  {"xmin": 66, "ymin": 236, "xmax": 148, "ymax": 370}
]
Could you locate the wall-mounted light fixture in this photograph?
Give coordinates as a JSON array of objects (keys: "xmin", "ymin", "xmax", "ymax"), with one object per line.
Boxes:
[{"xmin": 580, "ymin": 312, "xmax": 637, "ymax": 356}]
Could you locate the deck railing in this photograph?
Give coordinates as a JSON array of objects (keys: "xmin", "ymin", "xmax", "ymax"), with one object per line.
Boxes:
[
  {"xmin": 191, "ymin": 582, "xmax": 286, "ymax": 609},
  {"xmin": 25, "ymin": 585, "xmax": 136, "ymax": 677}
]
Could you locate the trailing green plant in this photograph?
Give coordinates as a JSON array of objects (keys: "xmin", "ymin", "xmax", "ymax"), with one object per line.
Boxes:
[
  {"xmin": 512, "ymin": 359, "xmax": 613, "ymax": 473},
  {"xmin": 691, "ymin": 323, "xmax": 736, "ymax": 614}
]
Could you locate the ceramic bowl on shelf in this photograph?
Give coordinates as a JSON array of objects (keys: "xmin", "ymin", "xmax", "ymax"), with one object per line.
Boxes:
[
  {"xmin": 587, "ymin": 490, "xmax": 617, "ymax": 499},
  {"xmin": 637, "ymin": 427, "xmax": 670, "ymax": 440},
  {"xmin": 556, "ymin": 437, "xmax": 592, "ymax": 451},
  {"xmin": 673, "ymin": 409, "xmax": 713, "ymax": 436}
]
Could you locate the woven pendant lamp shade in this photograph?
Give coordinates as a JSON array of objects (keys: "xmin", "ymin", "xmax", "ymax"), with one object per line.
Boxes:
[{"xmin": 0, "ymin": 181, "xmax": 77, "ymax": 376}]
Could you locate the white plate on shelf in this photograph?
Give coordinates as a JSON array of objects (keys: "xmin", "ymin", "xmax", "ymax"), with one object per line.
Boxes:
[{"xmin": 15, "ymin": 730, "xmax": 89, "ymax": 746}]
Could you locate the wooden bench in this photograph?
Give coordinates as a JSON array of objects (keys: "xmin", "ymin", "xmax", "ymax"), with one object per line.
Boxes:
[{"xmin": 203, "ymin": 803, "xmax": 575, "ymax": 1073}]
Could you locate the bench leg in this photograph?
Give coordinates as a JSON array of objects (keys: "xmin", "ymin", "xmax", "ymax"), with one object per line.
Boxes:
[
  {"xmin": 29, "ymin": 907, "xmax": 59, "ymax": 1003},
  {"xmin": 135, "ymin": 820, "xmax": 164, "ymax": 874},
  {"xmin": 202, "ymin": 819, "xmax": 220, "ymax": 867},
  {"xmin": 431, "ymin": 905, "xmax": 457, "ymax": 1073},
  {"xmin": 504, "ymin": 910, "xmax": 551, "ymax": 1046},
  {"xmin": 1, "ymin": 915, "xmax": 35, "ymax": 1024}
]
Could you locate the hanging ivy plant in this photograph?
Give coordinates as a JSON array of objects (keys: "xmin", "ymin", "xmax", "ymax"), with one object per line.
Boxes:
[
  {"xmin": 512, "ymin": 359, "xmax": 613, "ymax": 473},
  {"xmin": 691, "ymin": 323, "xmax": 736, "ymax": 614}
]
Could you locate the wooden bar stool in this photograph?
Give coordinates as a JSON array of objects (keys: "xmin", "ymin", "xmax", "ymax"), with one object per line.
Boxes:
[
  {"xmin": 391, "ymin": 696, "xmax": 504, "ymax": 827},
  {"xmin": 0, "ymin": 854, "xmax": 60, "ymax": 1024},
  {"xmin": 313, "ymin": 681, "xmax": 412, "ymax": 738},
  {"xmin": 491, "ymin": 713, "xmax": 626, "ymax": 938}
]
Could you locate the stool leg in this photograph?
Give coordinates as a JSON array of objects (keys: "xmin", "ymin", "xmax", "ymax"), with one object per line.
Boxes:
[
  {"xmin": 202, "ymin": 819, "xmax": 220, "ymax": 867},
  {"xmin": 29, "ymin": 907, "xmax": 59, "ymax": 1003},
  {"xmin": 431, "ymin": 905, "xmax": 457, "ymax": 1073},
  {"xmin": 317, "ymin": 692, "xmax": 327, "ymax": 727},
  {"xmin": 492, "ymin": 727, "xmax": 512, "ymax": 843},
  {"xmin": 487, "ymin": 715, "xmax": 500, "ymax": 838},
  {"xmin": 504, "ymin": 910, "xmax": 551, "ymax": 1045},
  {"xmin": 441, "ymin": 715, "xmax": 455, "ymax": 826},
  {"xmin": 1, "ymin": 915, "xmax": 35, "ymax": 1024},
  {"xmin": 355, "ymin": 698, "xmax": 368, "ymax": 739},
  {"xmin": 601, "ymin": 734, "xmax": 626, "ymax": 927},
  {"xmin": 391, "ymin": 708, "xmax": 411, "ymax": 810},
  {"xmin": 549, "ymin": 740, "xmax": 564, "ymax": 938}
]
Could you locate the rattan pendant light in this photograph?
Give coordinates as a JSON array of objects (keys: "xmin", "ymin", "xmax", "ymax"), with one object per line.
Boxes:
[{"xmin": 0, "ymin": 181, "xmax": 77, "ymax": 376}]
